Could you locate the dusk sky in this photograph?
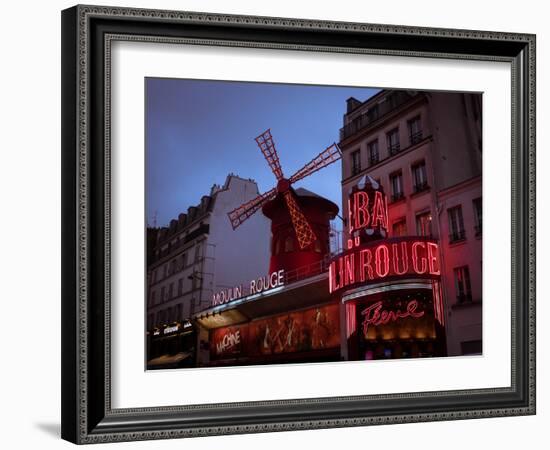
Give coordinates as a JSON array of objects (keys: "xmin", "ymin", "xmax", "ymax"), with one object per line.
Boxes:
[{"xmin": 146, "ymin": 78, "xmax": 379, "ymax": 227}]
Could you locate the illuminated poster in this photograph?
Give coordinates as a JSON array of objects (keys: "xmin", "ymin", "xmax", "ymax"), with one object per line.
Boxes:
[
  {"xmin": 248, "ymin": 304, "xmax": 340, "ymax": 356},
  {"xmin": 209, "ymin": 304, "xmax": 340, "ymax": 361}
]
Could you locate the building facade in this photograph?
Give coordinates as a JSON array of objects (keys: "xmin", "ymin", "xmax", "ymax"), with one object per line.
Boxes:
[
  {"xmin": 146, "ymin": 174, "xmax": 271, "ymax": 367},
  {"xmin": 339, "ymin": 89, "xmax": 482, "ymax": 356}
]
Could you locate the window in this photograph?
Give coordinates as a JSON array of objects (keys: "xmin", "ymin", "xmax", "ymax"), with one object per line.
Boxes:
[
  {"xmin": 386, "ymin": 128, "xmax": 400, "ymax": 155},
  {"xmin": 151, "ymin": 269, "xmax": 156, "ymax": 284},
  {"xmin": 171, "ymin": 259, "xmax": 178, "ymax": 273},
  {"xmin": 180, "ymin": 252, "xmax": 187, "ymax": 269},
  {"xmin": 284, "ymin": 235, "xmax": 294, "ymax": 253},
  {"xmin": 454, "ymin": 266, "xmax": 472, "ymax": 303},
  {"xmin": 408, "ymin": 116, "xmax": 423, "ymax": 144},
  {"xmin": 164, "ymin": 264, "xmax": 168, "ymax": 278},
  {"xmin": 392, "ymin": 218, "xmax": 407, "ymax": 237},
  {"xmin": 389, "ymin": 171, "xmax": 404, "ymax": 202},
  {"xmin": 160, "ymin": 286, "xmax": 166, "ymax": 302},
  {"xmin": 178, "ymin": 278, "xmax": 183, "ymax": 296},
  {"xmin": 448, "ymin": 206, "xmax": 466, "ymax": 242},
  {"xmin": 194, "ymin": 243, "xmax": 202, "ymax": 262},
  {"xmin": 412, "ymin": 160, "xmax": 428, "ymax": 193},
  {"xmin": 351, "ymin": 149, "xmax": 361, "ymax": 176},
  {"xmin": 367, "ymin": 104, "xmax": 379, "ymax": 121},
  {"xmin": 176, "ymin": 304, "xmax": 182, "ymax": 321},
  {"xmin": 473, "ymin": 197, "xmax": 482, "ymax": 237},
  {"xmin": 150, "ymin": 290, "xmax": 156, "ymax": 306},
  {"xmin": 416, "ymin": 211, "xmax": 433, "ymax": 237},
  {"xmin": 367, "ymin": 140, "xmax": 379, "ymax": 165},
  {"xmin": 168, "ymin": 282, "xmax": 174, "ymax": 299}
]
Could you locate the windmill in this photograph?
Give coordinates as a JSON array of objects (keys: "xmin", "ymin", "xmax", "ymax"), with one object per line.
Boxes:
[{"xmin": 227, "ymin": 129, "xmax": 341, "ymax": 250}]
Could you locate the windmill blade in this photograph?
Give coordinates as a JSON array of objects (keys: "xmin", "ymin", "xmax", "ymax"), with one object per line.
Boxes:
[
  {"xmin": 255, "ymin": 129, "xmax": 284, "ymax": 180},
  {"xmin": 289, "ymin": 143, "xmax": 341, "ymax": 184},
  {"xmin": 283, "ymin": 191, "xmax": 317, "ymax": 250},
  {"xmin": 227, "ymin": 188, "xmax": 277, "ymax": 230}
]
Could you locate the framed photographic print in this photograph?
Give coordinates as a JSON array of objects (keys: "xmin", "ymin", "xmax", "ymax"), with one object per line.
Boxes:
[{"xmin": 61, "ymin": 4, "xmax": 536, "ymax": 444}]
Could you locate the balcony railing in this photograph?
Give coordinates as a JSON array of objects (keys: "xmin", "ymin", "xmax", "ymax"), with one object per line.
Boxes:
[
  {"xmin": 413, "ymin": 181, "xmax": 429, "ymax": 194},
  {"xmin": 449, "ymin": 229, "xmax": 466, "ymax": 243},
  {"xmin": 340, "ymin": 91, "xmax": 419, "ymax": 141},
  {"xmin": 388, "ymin": 143, "xmax": 401, "ymax": 156},
  {"xmin": 410, "ymin": 130, "xmax": 423, "ymax": 145},
  {"xmin": 369, "ymin": 154, "xmax": 379, "ymax": 166},
  {"xmin": 351, "ymin": 164, "xmax": 362, "ymax": 176},
  {"xmin": 456, "ymin": 293, "xmax": 473, "ymax": 304},
  {"xmin": 391, "ymin": 192, "xmax": 405, "ymax": 203},
  {"xmin": 475, "ymin": 224, "xmax": 482, "ymax": 237}
]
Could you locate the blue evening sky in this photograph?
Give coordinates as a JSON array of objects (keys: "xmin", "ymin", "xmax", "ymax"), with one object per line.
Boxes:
[{"xmin": 146, "ymin": 78, "xmax": 378, "ymax": 227}]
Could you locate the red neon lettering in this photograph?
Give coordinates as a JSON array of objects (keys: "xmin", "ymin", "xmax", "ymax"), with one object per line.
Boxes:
[
  {"xmin": 412, "ymin": 241, "xmax": 428, "ymax": 274},
  {"xmin": 329, "ymin": 261, "xmax": 337, "ymax": 293},
  {"xmin": 361, "ymin": 300, "xmax": 424, "ymax": 337},
  {"xmin": 354, "ymin": 191, "xmax": 370, "ymax": 230},
  {"xmin": 427, "ymin": 242, "xmax": 440, "ymax": 275},
  {"xmin": 359, "ymin": 249, "xmax": 374, "ymax": 281},
  {"xmin": 371, "ymin": 191, "xmax": 388, "ymax": 229},
  {"xmin": 344, "ymin": 254, "xmax": 356, "ymax": 285},
  {"xmin": 392, "ymin": 242, "xmax": 409, "ymax": 275},
  {"xmin": 375, "ymin": 244, "xmax": 390, "ymax": 278},
  {"xmin": 347, "ymin": 197, "xmax": 353, "ymax": 234}
]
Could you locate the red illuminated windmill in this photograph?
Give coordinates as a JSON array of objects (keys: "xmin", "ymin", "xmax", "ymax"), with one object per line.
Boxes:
[{"xmin": 227, "ymin": 129, "xmax": 341, "ymax": 249}]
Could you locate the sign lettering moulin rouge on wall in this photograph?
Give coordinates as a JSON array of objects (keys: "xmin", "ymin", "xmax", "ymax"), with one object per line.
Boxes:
[{"xmin": 211, "ymin": 270, "xmax": 285, "ymax": 307}]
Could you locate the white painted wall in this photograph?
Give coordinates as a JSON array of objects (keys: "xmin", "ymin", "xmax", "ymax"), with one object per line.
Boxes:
[{"xmin": 208, "ymin": 176, "xmax": 271, "ymax": 295}]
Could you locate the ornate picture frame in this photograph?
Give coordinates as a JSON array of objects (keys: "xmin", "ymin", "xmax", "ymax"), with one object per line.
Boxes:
[{"xmin": 61, "ymin": 5, "xmax": 535, "ymax": 444}]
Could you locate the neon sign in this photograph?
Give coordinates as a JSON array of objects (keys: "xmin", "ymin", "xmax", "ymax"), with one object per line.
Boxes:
[
  {"xmin": 361, "ymin": 299, "xmax": 425, "ymax": 337},
  {"xmin": 329, "ymin": 238, "xmax": 440, "ymax": 294},
  {"xmin": 348, "ymin": 190, "xmax": 389, "ymax": 234},
  {"xmin": 211, "ymin": 269, "xmax": 285, "ymax": 306},
  {"xmin": 215, "ymin": 329, "xmax": 242, "ymax": 354}
]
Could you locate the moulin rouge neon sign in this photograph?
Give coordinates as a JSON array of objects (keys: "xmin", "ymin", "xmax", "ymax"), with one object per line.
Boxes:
[
  {"xmin": 329, "ymin": 186, "xmax": 440, "ymax": 294},
  {"xmin": 329, "ymin": 238, "xmax": 441, "ymax": 293}
]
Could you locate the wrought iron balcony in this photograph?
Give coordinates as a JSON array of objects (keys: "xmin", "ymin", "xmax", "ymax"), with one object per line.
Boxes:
[
  {"xmin": 388, "ymin": 143, "xmax": 401, "ymax": 156},
  {"xmin": 413, "ymin": 181, "xmax": 429, "ymax": 193},
  {"xmin": 391, "ymin": 192, "xmax": 405, "ymax": 203},
  {"xmin": 340, "ymin": 90, "xmax": 419, "ymax": 141},
  {"xmin": 449, "ymin": 229, "xmax": 466, "ymax": 243},
  {"xmin": 475, "ymin": 224, "xmax": 482, "ymax": 237},
  {"xmin": 456, "ymin": 293, "xmax": 473, "ymax": 304},
  {"xmin": 410, "ymin": 130, "xmax": 423, "ymax": 145}
]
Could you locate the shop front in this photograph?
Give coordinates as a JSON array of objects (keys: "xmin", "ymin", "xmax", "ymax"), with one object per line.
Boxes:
[{"xmin": 147, "ymin": 320, "xmax": 197, "ymax": 369}]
